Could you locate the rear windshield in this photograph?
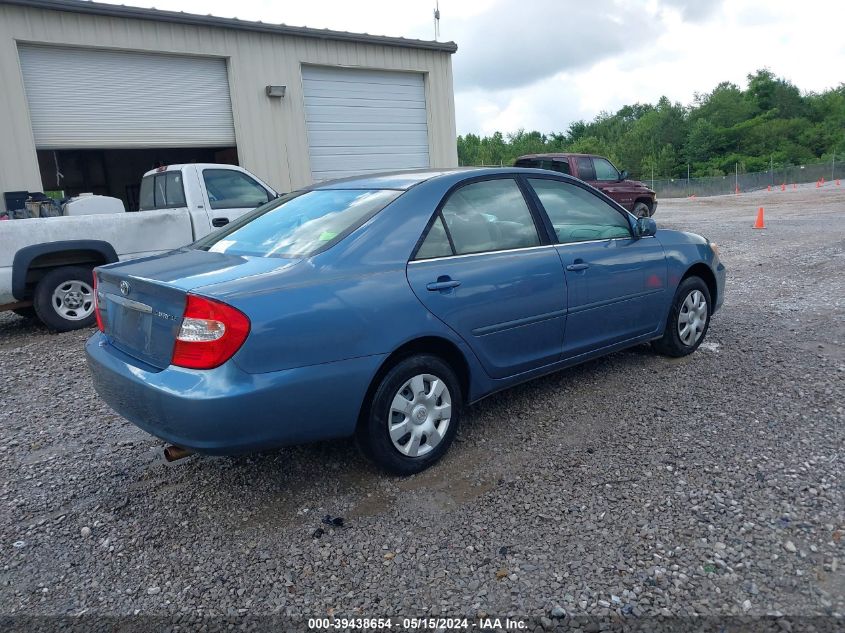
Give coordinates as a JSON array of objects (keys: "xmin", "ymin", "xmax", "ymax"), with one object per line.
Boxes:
[
  {"xmin": 514, "ymin": 158, "xmax": 571, "ymax": 175},
  {"xmin": 139, "ymin": 172, "xmax": 187, "ymax": 210},
  {"xmin": 193, "ymin": 189, "xmax": 401, "ymax": 258}
]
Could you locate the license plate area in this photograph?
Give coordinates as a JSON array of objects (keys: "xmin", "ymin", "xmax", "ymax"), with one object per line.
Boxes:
[{"xmin": 106, "ymin": 292, "xmax": 154, "ymax": 356}]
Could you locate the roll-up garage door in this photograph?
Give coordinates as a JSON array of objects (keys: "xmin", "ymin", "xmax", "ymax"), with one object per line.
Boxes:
[
  {"xmin": 302, "ymin": 66, "xmax": 430, "ymax": 181},
  {"xmin": 17, "ymin": 45, "xmax": 236, "ymax": 148}
]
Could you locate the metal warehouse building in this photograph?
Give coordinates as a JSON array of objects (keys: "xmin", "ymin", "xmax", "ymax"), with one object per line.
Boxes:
[{"xmin": 0, "ymin": 0, "xmax": 458, "ymax": 212}]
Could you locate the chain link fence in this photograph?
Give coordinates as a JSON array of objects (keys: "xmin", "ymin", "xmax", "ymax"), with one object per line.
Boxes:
[{"xmin": 649, "ymin": 160, "xmax": 844, "ymax": 198}]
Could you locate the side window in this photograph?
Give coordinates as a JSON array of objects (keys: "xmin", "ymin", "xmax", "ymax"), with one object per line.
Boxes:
[
  {"xmin": 415, "ymin": 215, "xmax": 453, "ymax": 260},
  {"xmin": 528, "ymin": 178, "xmax": 631, "ymax": 244},
  {"xmin": 440, "ymin": 179, "xmax": 540, "ymax": 255},
  {"xmin": 575, "ymin": 156, "xmax": 596, "ymax": 180},
  {"xmin": 593, "ymin": 157, "xmax": 620, "ymax": 181},
  {"xmin": 202, "ymin": 169, "xmax": 271, "ymax": 210}
]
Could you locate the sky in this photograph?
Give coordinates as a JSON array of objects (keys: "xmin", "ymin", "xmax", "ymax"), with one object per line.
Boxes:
[{"xmin": 100, "ymin": 0, "xmax": 844, "ymax": 137}]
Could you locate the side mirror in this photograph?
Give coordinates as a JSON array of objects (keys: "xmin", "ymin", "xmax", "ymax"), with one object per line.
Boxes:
[
  {"xmin": 636, "ymin": 216, "xmax": 656, "ymax": 237},
  {"xmin": 619, "ymin": 170, "xmax": 629, "ymax": 181}
]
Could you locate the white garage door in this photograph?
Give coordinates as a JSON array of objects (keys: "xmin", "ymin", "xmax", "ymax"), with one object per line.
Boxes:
[
  {"xmin": 302, "ymin": 66, "xmax": 430, "ymax": 181},
  {"xmin": 17, "ymin": 45, "xmax": 236, "ymax": 148}
]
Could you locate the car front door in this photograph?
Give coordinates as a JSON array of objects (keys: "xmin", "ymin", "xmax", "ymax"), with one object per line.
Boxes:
[
  {"xmin": 591, "ymin": 156, "xmax": 634, "ymax": 210},
  {"xmin": 406, "ymin": 177, "xmax": 567, "ymax": 379},
  {"xmin": 525, "ymin": 177, "xmax": 667, "ymax": 359},
  {"xmin": 199, "ymin": 168, "xmax": 274, "ymax": 228}
]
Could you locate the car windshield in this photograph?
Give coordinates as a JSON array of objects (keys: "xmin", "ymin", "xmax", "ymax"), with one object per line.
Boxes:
[{"xmin": 193, "ymin": 188, "xmax": 401, "ymax": 258}]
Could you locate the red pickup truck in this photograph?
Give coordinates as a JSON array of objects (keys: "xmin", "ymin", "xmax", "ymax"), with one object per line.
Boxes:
[{"xmin": 514, "ymin": 153, "xmax": 657, "ymax": 217}]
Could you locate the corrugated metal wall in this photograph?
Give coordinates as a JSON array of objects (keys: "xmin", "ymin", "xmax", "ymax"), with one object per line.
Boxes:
[
  {"xmin": 0, "ymin": 4, "xmax": 458, "ymax": 211},
  {"xmin": 18, "ymin": 44, "xmax": 237, "ymax": 148},
  {"xmin": 302, "ymin": 66, "xmax": 430, "ymax": 181}
]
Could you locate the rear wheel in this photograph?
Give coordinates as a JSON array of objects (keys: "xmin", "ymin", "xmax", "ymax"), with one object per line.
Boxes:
[
  {"xmin": 633, "ymin": 201, "xmax": 652, "ymax": 218},
  {"xmin": 33, "ymin": 266, "xmax": 97, "ymax": 332},
  {"xmin": 652, "ymin": 277, "xmax": 711, "ymax": 357},
  {"xmin": 358, "ymin": 354, "xmax": 461, "ymax": 475}
]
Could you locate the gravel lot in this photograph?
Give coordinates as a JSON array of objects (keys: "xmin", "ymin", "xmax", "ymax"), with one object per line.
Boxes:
[{"xmin": 1, "ymin": 185, "xmax": 843, "ymax": 631}]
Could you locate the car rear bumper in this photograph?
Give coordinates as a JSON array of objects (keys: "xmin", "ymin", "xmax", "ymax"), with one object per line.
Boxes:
[{"xmin": 85, "ymin": 332, "xmax": 385, "ymax": 455}]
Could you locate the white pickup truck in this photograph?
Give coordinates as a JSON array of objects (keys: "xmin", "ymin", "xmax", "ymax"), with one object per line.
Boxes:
[{"xmin": 0, "ymin": 163, "xmax": 277, "ymax": 330}]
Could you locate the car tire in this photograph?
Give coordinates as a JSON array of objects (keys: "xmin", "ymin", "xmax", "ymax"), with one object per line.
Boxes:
[
  {"xmin": 652, "ymin": 276, "xmax": 711, "ymax": 357},
  {"xmin": 358, "ymin": 354, "xmax": 462, "ymax": 475},
  {"xmin": 33, "ymin": 266, "xmax": 97, "ymax": 332},
  {"xmin": 12, "ymin": 307, "xmax": 37, "ymax": 319},
  {"xmin": 633, "ymin": 201, "xmax": 652, "ymax": 218}
]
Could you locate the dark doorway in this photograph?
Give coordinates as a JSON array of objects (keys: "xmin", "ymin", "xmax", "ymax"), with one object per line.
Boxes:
[{"xmin": 36, "ymin": 147, "xmax": 238, "ymax": 211}]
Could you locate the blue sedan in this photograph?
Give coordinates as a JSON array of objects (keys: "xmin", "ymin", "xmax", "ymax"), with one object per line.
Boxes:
[{"xmin": 86, "ymin": 168, "xmax": 725, "ymax": 474}]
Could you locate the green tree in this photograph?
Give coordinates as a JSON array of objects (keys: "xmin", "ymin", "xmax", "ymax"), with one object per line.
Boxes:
[{"xmin": 455, "ymin": 71, "xmax": 841, "ymax": 179}]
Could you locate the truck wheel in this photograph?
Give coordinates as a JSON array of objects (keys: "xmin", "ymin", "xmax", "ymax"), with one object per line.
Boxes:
[
  {"xmin": 633, "ymin": 201, "xmax": 652, "ymax": 218},
  {"xmin": 33, "ymin": 266, "xmax": 97, "ymax": 332}
]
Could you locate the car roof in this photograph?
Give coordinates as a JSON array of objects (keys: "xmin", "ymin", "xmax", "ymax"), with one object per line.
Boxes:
[
  {"xmin": 516, "ymin": 153, "xmax": 594, "ymax": 160},
  {"xmin": 310, "ymin": 167, "xmax": 548, "ymax": 191}
]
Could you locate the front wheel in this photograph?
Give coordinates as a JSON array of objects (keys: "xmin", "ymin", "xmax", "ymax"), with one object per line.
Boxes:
[
  {"xmin": 358, "ymin": 354, "xmax": 462, "ymax": 475},
  {"xmin": 633, "ymin": 201, "xmax": 652, "ymax": 218},
  {"xmin": 652, "ymin": 277, "xmax": 711, "ymax": 357},
  {"xmin": 33, "ymin": 266, "xmax": 97, "ymax": 332}
]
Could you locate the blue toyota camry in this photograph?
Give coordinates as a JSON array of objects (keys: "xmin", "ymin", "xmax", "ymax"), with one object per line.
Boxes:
[{"xmin": 86, "ymin": 168, "xmax": 725, "ymax": 474}]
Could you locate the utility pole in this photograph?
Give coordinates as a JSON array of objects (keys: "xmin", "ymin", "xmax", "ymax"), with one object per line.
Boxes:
[
  {"xmin": 770, "ymin": 155, "xmax": 774, "ymax": 186},
  {"xmin": 833, "ymin": 149, "xmax": 836, "ymax": 182},
  {"xmin": 735, "ymin": 162, "xmax": 738, "ymax": 194},
  {"xmin": 687, "ymin": 164, "xmax": 690, "ymax": 197}
]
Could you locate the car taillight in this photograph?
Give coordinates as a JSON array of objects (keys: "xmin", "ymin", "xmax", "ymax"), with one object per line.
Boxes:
[
  {"xmin": 93, "ymin": 272, "xmax": 104, "ymax": 332},
  {"xmin": 171, "ymin": 294, "xmax": 250, "ymax": 369}
]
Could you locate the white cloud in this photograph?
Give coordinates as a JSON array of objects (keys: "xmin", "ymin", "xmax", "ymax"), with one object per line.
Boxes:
[{"xmin": 98, "ymin": 0, "xmax": 845, "ymax": 135}]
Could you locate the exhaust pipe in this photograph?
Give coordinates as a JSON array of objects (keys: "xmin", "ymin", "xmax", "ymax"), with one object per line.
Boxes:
[{"xmin": 162, "ymin": 444, "xmax": 194, "ymax": 462}]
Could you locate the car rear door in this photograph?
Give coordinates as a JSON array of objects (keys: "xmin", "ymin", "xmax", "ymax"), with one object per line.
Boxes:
[
  {"xmin": 524, "ymin": 176, "xmax": 667, "ymax": 358},
  {"xmin": 198, "ymin": 167, "xmax": 275, "ymax": 229},
  {"xmin": 406, "ymin": 177, "xmax": 567, "ymax": 379}
]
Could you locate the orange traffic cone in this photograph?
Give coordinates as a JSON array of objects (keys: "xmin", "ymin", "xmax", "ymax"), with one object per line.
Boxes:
[
  {"xmin": 767, "ymin": 185, "xmax": 771, "ymax": 192},
  {"xmin": 735, "ymin": 185, "xmax": 740, "ymax": 195},
  {"xmin": 816, "ymin": 180, "xmax": 821, "ymax": 188},
  {"xmin": 793, "ymin": 183, "xmax": 797, "ymax": 190},
  {"xmin": 781, "ymin": 183, "xmax": 786, "ymax": 191},
  {"xmin": 753, "ymin": 207, "xmax": 766, "ymax": 229},
  {"xmin": 837, "ymin": 179, "xmax": 841, "ymax": 186}
]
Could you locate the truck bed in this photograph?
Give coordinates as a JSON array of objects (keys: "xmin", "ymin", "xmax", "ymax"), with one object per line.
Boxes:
[{"xmin": 0, "ymin": 209, "xmax": 194, "ymax": 304}]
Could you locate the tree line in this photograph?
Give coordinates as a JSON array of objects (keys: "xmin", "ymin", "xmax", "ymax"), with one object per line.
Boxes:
[{"xmin": 457, "ymin": 70, "xmax": 845, "ymax": 180}]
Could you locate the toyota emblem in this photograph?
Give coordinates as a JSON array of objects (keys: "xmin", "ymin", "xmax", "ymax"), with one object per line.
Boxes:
[{"xmin": 119, "ymin": 281, "xmax": 131, "ymax": 296}]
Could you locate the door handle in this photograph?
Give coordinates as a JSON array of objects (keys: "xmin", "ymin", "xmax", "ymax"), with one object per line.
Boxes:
[
  {"xmin": 426, "ymin": 278, "xmax": 461, "ymax": 291},
  {"xmin": 212, "ymin": 218, "xmax": 229, "ymax": 227},
  {"xmin": 566, "ymin": 262, "xmax": 590, "ymax": 271}
]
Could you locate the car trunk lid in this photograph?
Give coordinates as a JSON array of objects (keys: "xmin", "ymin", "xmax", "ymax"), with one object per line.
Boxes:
[{"xmin": 96, "ymin": 250, "xmax": 299, "ymax": 369}]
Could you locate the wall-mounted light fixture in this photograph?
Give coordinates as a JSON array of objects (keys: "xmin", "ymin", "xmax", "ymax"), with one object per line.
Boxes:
[{"xmin": 265, "ymin": 85, "xmax": 286, "ymax": 98}]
